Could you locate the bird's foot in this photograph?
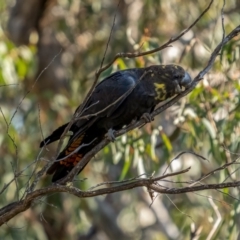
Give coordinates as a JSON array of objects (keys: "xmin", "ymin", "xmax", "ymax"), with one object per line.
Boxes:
[
  {"xmin": 141, "ymin": 113, "xmax": 154, "ymax": 123},
  {"xmin": 66, "ymin": 131, "xmax": 73, "ymax": 136},
  {"xmin": 106, "ymin": 128, "xmax": 116, "ymax": 142}
]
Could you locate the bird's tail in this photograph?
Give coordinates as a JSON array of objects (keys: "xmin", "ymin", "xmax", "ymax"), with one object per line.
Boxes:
[
  {"xmin": 40, "ymin": 122, "xmax": 70, "ymax": 148},
  {"xmin": 47, "ymin": 134, "xmax": 87, "ymax": 182},
  {"xmin": 47, "ymin": 152, "xmax": 88, "ymax": 182},
  {"xmin": 47, "ymin": 162, "xmax": 73, "ymax": 182}
]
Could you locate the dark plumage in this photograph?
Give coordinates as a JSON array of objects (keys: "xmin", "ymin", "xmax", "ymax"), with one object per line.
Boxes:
[{"xmin": 40, "ymin": 64, "xmax": 191, "ymax": 182}]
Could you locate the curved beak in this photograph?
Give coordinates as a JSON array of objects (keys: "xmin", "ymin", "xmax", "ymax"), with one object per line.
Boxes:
[{"xmin": 181, "ymin": 71, "xmax": 192, "ymax": 88}]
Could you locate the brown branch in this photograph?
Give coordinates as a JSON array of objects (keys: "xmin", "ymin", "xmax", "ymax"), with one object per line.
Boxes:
[{"xmin": 2, "ymin": 168, "xmax": 240, "ymax": 226}]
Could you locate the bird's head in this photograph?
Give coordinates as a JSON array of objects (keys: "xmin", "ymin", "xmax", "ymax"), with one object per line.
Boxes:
[
  {"xmin": 146, "ymin": 64, "xmax": 192, "ymax": 101},
  {"xmin": 156, "ymin": 64, "xmax": 192, "ymax": 89}
]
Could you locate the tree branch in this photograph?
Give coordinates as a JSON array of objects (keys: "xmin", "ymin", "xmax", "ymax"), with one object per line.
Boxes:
[{"xmin": 2, "ymin": 166, "xmax": 240, "ymax": 226}]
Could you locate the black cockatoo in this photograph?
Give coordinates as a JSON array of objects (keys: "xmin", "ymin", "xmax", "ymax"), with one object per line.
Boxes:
[{"xmin": 40, "ymin": 65, "xmax": 191, "ymax": 182}]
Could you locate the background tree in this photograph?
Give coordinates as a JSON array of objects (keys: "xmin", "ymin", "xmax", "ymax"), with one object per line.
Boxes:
[{"xmin": 0, "ymin": 0, "xmax": 240, "ymax": 239}]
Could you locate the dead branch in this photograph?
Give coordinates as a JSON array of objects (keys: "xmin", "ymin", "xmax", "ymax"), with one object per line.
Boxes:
[{"xmin": 2, "ymin": 165, "xmax": 240, "ymax": 226}]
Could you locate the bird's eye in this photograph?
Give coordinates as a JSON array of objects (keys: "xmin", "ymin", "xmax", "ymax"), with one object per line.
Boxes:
[{"xmin": 174, "ymin": 74, "xmax": 180, "ymax": 79}]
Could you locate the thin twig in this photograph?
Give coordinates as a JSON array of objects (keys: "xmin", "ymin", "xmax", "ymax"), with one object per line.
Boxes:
[
  {"xmin": 206, "ymin": 197, "xmax": 222, "ymax": 240},
  {"xmin": 98, "ymin": 0, "xmax": 214, "ymax": 74},
  {"xmin": 165, "ymin": 194, "xmax": 195, "ymax": 223},
  {"xmin": 9, "ymin": 49, "xmax": 62, "ymax": 128},
  {"xmin": 162, "ymin": 151, "xmax": 208, "ymax": 176},
  {"xmin": 189, "ymin": 158, "xmax": 240, "ymax": 187},
  {"xmin": 73, "ymin": 0, "xmax": 121, "ymax": 120}
]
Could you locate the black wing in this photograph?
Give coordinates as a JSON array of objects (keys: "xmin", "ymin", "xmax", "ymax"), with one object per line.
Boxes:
[
  {"xmin": 40, "ymin": 69, "xmax": 139, "ymax": 147},
  {"xmin": 63, "ymin": 70, "xmax": 139, "ymax": 144}
]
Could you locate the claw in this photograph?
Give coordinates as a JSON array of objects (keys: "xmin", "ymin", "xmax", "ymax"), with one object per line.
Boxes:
[
  {"xmin": 106, "ymin": 128, "xmax": 116, "ymax": 142},
  {"xmin": 141, "ymin": 113, "xmax": 154, "ymax": 123},
  {"xmin": 66, "ymin": 131, "xmax": 73, "ymax": 136}
]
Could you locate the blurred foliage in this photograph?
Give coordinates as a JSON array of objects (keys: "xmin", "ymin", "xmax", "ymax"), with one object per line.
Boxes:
[{"xmin": 0, "ymin": 0, "xmax": 240, "ymax": 239}]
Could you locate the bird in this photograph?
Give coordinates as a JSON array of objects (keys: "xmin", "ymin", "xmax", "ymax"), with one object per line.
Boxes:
[{"xmin": 40, "ymin": 64, "xmax": 192, "ymax": 182}]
